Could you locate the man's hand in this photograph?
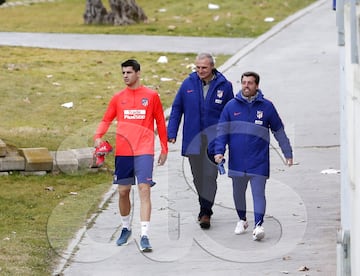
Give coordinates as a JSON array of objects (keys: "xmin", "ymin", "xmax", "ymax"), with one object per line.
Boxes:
[
  {"xmin": 94, "ymin": 138, "xmax": 102, "ymax": 148},
  {"xmin": 168, "ymin": 138, "xmax": 176, "ymax": 144},
  {"xmin": 157, "ymin": 153, "xmax": 168, "ymax": 166},
  {"xmin": 286, "ymin": 158, "xmax": 293, "ymax": 167},
  {"xmin": 214, "ymin": 154, "xmax": 224, "ymax": 164}
]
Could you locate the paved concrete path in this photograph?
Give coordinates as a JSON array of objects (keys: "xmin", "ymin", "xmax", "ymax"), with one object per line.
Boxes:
[
  {"xmin": 3, "ymin": 0, "xmax": 340, "ymax": 275},
  {"xmin": 0, "ymin": 32, "xmax": 252, "ymax": 55}
]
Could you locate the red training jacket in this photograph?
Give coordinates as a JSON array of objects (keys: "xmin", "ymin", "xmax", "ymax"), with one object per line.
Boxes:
[{"xmin": 94, "ymin": 86, "xmax": 168, "ymax": 156}]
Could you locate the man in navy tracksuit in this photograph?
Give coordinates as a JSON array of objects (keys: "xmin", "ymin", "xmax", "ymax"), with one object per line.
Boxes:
[
  {"xmin": 214, "ymin": 71, "xmax": 293, "ymax": 241},
  {"xmin": 167, "ymin": 53, "xmax": 233, "ymax": 229}
]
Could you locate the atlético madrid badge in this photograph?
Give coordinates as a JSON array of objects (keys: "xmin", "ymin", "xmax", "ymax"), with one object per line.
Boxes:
[{"xmin": 142, "ymin": 98, "xmax": 149, "ymax": 106}]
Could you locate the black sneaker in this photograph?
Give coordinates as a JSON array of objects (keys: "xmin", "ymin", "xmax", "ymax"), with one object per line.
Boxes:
[{"xmin": 199, "ymin": 215, "xmax": 211, "ymax": 229}]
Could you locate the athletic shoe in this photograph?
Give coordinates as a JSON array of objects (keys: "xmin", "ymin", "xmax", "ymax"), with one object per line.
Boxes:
[
  {"xmin": 116, "ymin": 228, "xmax": 131, "ymax": 246},
  {"xmin": 199, "ymin": 215, "xmax": 211, "ymax": 229},
  {"xmin": 234, "ymin": 220, "xmax": 248, "ymax": 235},
  {"xmin": 94, "ymin": 154, "xmax": 105, "ymax": 167},
  {"xmin": 96, "ymin": 140, "xmax": 113, "ymax": 155},
  {"xmin": 140, "ymin": 235, "xmax": 152, "ymax": 252},
  {"xmin": 93, "ymin": 141, "xmax": 113, "ymax": 167},
  {"xmin": 252, "ymin": 225, "xmax": 265, "ymax": 241}
]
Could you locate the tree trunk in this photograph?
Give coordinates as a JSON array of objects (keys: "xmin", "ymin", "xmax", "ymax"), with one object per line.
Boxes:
[
  {"xmin": 84, "ymin": 0, "xmax": 147, "ymax": 25},
  {"xmin": 83, "ymin": 0, "xmax": 109, "ymax": 24}
]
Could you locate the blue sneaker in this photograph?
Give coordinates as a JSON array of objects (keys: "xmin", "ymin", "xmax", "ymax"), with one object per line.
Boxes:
[
  {"xmin": 140, "ymin": 235, "xmax": 152, "ymax": 252},
  {"xmin": 116, "ymin": 228, "xmax": 131, "ymax": 246}
]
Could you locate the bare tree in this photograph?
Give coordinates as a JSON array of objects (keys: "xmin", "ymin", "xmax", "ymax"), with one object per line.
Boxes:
[{"xmin": 84, "ymin": 0, "xmax": 147, "ymax": 25}]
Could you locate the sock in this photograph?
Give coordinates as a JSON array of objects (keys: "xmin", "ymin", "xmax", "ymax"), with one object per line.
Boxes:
[
  {"xmin": 141, "ymin": 221, "xmax": 150, "ymax": 237},
  {"xmin": 121, "ymin": 215, "xmax": 131, "ymax": 230}
]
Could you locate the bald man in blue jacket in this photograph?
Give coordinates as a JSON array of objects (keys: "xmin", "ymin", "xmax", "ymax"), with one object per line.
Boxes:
[{"xmin": 167, "ymin": 53, "xmax": 234, "ymax": 229}]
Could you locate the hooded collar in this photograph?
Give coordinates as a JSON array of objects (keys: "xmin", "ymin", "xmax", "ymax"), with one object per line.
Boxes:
[{"xmin": 235, "ymin": 89, "xmax": 264, "ymax": 103}]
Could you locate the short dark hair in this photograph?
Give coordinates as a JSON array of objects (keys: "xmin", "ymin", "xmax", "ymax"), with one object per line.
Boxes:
[
  {"xmin": 121, "ymin": 59, "xmax": 141, "ymax": 72},
  {"xmin": 241, "ymin": 71, "xmax": 260, "ymax": 85}
]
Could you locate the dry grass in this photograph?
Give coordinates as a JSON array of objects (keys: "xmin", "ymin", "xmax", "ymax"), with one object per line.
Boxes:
[
  {"xmin": 0, "ymin": 46, "xmax": 229, "ymax": 149},
  {"xmin": 0, "ymin": 0, "xmax": 316, "ymax": 37},
  {"xmin": 0, "ymin": 172, "xmax": 112, "ymax": 275}
]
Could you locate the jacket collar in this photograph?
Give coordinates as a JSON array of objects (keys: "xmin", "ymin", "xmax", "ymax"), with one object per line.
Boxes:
[{"xmin": 235, "ymin": 89, "xmax": 264, "ymax": 103}]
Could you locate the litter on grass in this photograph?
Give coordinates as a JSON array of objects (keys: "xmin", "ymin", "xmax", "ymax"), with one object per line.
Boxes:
[
  {"xmin": 61, "ymin": 102, "xmax": 73, "ymax": 108},
  {"xmin": 160, "ymin": 77, "xmax": 173, "ymax": 82},
  {"xmin": 208, "ymin": 3, "xmax": 220, "ymax": 10},
  {"xmin": 157, "ymin": 56, "xmax": 168, "ymax": 63},
  {"xmin": 264, "ymin": 17, "xmax": 275, "ymax": 22}
]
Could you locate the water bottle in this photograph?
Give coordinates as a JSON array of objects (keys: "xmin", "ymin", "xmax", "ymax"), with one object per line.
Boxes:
[{"xmin": 217, "ymin": 159, "xmax": 226, "ymax": 175}]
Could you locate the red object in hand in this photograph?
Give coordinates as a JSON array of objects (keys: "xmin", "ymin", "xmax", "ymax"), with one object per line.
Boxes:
[{"xmin": 93, "ymin": 141, "xmax": 113, "ymax": 167}]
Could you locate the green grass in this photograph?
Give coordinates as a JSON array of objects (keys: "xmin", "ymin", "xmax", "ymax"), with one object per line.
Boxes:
[
  {"xmin": 0, "ymin": 0, "xmax": 316, "ymax": 37},
  {"xmin": 0, "ymin": 0, "xmax": 317, "ymax": 275},
  {"xmin": 0, "ymin": 172, "xmax": 112, "ymax": 275},
  {"xmin": 0, "ymin": 47, "xmax": 230, "ymax": 149}
]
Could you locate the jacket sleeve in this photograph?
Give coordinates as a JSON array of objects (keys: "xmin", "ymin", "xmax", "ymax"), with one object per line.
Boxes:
[
  {"xmin": 167, "ymin": 86, "xmax": 184, "ymax": 140},
  {"xmin": 272, "ymin": 127, "xmax": 293, "ymax": 159},
  {"xmin": 268, "ymin": 103, "xmax": 293, "ymax": 159},
  {"xmin": 224, "ymin": 81, "xmax": 234, "ymax": 103},
  {"xmin": 214, "ymin": 107, "xmax": 230, "ymax": 155},
  {"xmin": 154, "ymin": 93, "xmax": 169, "ymax": 154},
  {"xmin": 94, "ymin": 96, "xmax": 117, "ymax": 140}
]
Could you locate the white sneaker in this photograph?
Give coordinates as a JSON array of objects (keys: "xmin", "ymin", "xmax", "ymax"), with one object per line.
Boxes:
[
  {"xmin": 234, "ymin": 220, "xmax": 248, "ymax": 234},
  {"xmin": 252, "ymin": 225, "xmax": 265, "ymax": 241}
]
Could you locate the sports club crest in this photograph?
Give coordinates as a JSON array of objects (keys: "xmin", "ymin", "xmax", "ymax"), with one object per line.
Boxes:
[
  {"xmin": 256, "ymin": 110, "xmax": 263, "ymax": 119},
  {"xmin": 217, "ymin": 90, "xmax": 224, "ymax": 98},
  {"xmin": 141, "ymin": 98, "xmax": 149, "ymax": 106}
]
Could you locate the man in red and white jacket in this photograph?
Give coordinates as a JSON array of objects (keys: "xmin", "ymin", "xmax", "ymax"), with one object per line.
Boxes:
[{"xmin": 94, "ymin": 59, "xmax": 168, "ymax": 252}]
